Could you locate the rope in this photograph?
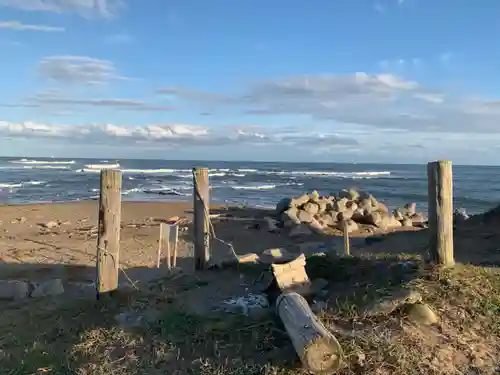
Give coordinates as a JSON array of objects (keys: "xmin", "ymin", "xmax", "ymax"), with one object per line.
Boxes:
[
  {"xmin": 192, "ymin": 169, "xmax": 238, "ymax": 260},
  {"xmin": 96, "ymin": 246, "xmax": 140, "ymax": 291}
]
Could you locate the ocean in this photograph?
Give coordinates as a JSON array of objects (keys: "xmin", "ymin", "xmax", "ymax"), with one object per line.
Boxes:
[{"xmin": 0, "ymin": 157, "xmax": 498, "ymax": 215}]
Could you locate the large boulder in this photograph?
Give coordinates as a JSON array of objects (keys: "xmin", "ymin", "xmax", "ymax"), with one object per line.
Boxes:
[
  {"xmin": 309, "ymin": 190, "xmax": 320, "ymax": 202},
  {"xmin": 404, "ymin": 203, "xmax": 417, "ymax": 216},
  {"xmin": 282, "ymin": 207, "xmax": 301, "ymax": 226},
  {"xmin": 334, "ymin": 197, "xmax": 349, "ymax": 212},
  {"xmin": 339, "ymin": 188, "xmax": 360, "ymax": 201},
  {"xmin": 375, "ymin": 202, "xmax": 389, "ymax": 214},
  {"xmin": 393, "ymin": 208, "xmax": 404, "ymax": 221},
  {"xmin": 303, "ymin": 202, "xmax": 320, "ymax": 215},
  {"xmin": 339, "ymin": 219, "xmax": 359, "ymax": 233},
  {"xmin": 276, "ymin": 197, "xmax": 292, "ymax": 215},
  {"xmin": 411, "ymin": 212, "xmax": 427, "ymax": 225},
  {"xmin": 291, "ymin": 194, "xmax": 310, "ymax": 208},
  {"xmin": 298, "ymin": 210, "xmax": 314, "ymax": 223}
]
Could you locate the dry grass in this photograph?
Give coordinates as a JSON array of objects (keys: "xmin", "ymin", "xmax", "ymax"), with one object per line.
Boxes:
[{"xmin": 1, "ymin": 257, "xmax": 500, "ymax": 375}]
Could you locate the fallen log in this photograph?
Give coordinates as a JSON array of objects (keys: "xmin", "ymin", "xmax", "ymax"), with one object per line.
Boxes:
[{"xmin": 276, "ymin": 292, "xmax": 342, "ymax": 373}]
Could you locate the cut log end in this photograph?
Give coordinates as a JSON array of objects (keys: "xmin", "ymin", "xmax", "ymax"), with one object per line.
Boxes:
[{"xmin": 303, "ymin": 336, "xmax": 343, "ymax": 373}]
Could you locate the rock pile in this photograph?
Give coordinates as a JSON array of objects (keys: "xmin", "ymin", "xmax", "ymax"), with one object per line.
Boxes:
[{"xmin": 276, "ymin": 189, "xmax": 427, "ymax": 235}]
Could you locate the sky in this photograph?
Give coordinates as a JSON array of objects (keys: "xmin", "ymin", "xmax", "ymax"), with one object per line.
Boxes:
[{"xmin": 1, "ymin": 0, "xmax": 500, "ymax": 163}]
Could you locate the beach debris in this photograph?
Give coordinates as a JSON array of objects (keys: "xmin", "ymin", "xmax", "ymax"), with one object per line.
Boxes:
[
  {"xmin": 221, "ymin": 293, "xmax": 269, "ymax": 316},
  {"xmin": 11, "ymin": 217, "xmax": 27, "ymax": 224},
  {"xmin": 259, "ymin": 248, "xmax": 295, "ymax": 264},
  {"xmin": 30, "ymin": 279, "xmax": 65, "ymax": 298},
  {"xmin": 0, "ymin": 280, "xmax": 29, "ymax": 300},
  {"xmin": 276, "ymin": 189, "xmax": 428, "ymax": 234}
]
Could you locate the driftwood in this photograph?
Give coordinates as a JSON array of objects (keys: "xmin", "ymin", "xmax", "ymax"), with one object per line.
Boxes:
[
  {"xmin": 276, "ymin": 292, "xmax": 342, "ymax": 373},
  {"xmin": 271, "ymin": 254, "xmax": 311, "ymax": 294}
]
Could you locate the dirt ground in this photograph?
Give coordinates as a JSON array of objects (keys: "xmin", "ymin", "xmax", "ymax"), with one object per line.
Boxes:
[{"xmin": 1, "ymin": 201, "xmax": 500, "ymax": 374}]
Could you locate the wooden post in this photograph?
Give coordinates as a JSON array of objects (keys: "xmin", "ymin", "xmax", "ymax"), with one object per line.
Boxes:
[
  {"xmin": 276, "ymin": 292, "xmax": 343, "ymax": 373},
  {"xmin": 427, "ymin": 160, "xmax": 454, "ymax": 267},
  {"xmin": 171, "ymin": 224, "xmax": 179, "ymax": 267},
  {"xmin": 342, "ymin": 220, "xmax": 350, "ymax": 256},
  {"xmin": 193, "ymin": 167, "xmax": 210, "ymax": 270},
  {"xmin": 96, "ymin": 169, "xmax": 122, "ymax": 297}
]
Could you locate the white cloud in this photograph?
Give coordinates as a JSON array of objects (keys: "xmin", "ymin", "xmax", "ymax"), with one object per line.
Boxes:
[
  {"xmin": 38, "ymin": 56, "xmax": 130, "ymax": 85},
  {"xmin": 0, "ymin": 121, "xmax": 359, "ymax": 149},
  {"xmin": 0, "ymin": 0, "xmax": 124, "ymax": 18},
  {"xmin": 157, "ymin": 72, "xmax": 500, "ymax": 133},
  {"xmin": 0, "ymin": 20, "xmax": 64, "ymax": 32}
]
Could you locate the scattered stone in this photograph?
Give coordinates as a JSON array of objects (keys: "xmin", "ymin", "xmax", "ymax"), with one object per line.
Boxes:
[
  {"xmin": 221, "ymin": 293, "xmax": 269, "ymax": 316},
  {"xmin": 334, "ymin": 198, "xmax": 349, "ymax": 212},
  {"xmin": 407, "ymin": 303, "xmax": 438, "ymax": 325},
  {"xmin": 362, "ymin": 289, "xmax": 422, "ymax": 316},
  {"xmin": 41, "ymin": 221, "xmax": 59, "ymax": 229},
  {"xmin": 30, "ymin": 279, "xmax": 64, "ymax": 298},
  {"xmin": 0, "ymin": 280, "xmax": 29, "ymax": 300},
  {"xmin": 289, "ymin": 224, "xmax": 313, "ymax": 237},
  {"xmin": 393, "ymin": 209, "xmax": 404, "ymax": 221}
]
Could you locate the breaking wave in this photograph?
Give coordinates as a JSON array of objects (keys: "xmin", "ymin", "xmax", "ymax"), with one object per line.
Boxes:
[{"xmin": 10, "ymin": 159, "xmax": 75, "ymax": 165}]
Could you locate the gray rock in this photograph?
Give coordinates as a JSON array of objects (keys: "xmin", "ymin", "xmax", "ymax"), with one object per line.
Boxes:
[
  {"xmin": 31, "ymin": 279, "xmax": 65, "ymax": 298},
  {"xmin": 407, "ymin": 303, "xmax": 438, "ymax": 325},
  {"xmin": 411, "ymin": 212, "xmax": 427, "ymax": 224},
  {"xmin": 404, "ymin": 203, "xmax": 417, "ymax": 216},
  {"xmin": 338, "ymin": 209, "xmax": 355, "ymax": 221},
  {"xmin": 291, "ymin": 194, "xmax": 310, "ymax": 208},
  {"xmin": 362, "ymin": 289, "xmax": 422, "ymax": 316},
  {"xmin": 298, "ymin": 210, "xmax": 314, "ymax": 223},
  {"xmin": 393, "ymin": 209, "xmax": 404, "ymax": 221},
  {"xmin": 340, "ymin": 219, "xmax": 359, "ymax": 233},
  {"xmin": 303, "ymin": 202, "xmax": 320, "ymax": 215},
  {"xmin": 334, "ymin": 197, "xmax": 349, "ymax": 212},
  {"xmin": 275, "ymin": 197, "xmax": 291, "ymax": 214},
  {"xmin": 366, "ymin": 211, "xmax": 383, "ymax": 226},
  {"xmin": 320, "ymin": 214, "xmax": 336, "ymax": 227},
  {"xmin": 42, "ymin": 221, "xmax": 59, "ymax": 229},
  {"xmin": 339, "ymin": 188, "xmax": 360, "ymax": 201},
  {"xmin": 0, "ymin": 280, "xmax": 29, "ymax": 300},
  {"xmin": 376, "ymin": 215, "xmax": 402, "ymax": 231},
  {"xmin": 289, "ymin": 224, "xmax": 313, "ymax": 237},
  {"xmin": 357, "ymin": 198, "xmax": 373, "ymax": 213},
  {"xmin": 401, "ymin": 217, "xmax": 413, "ymax": 227},
  {"xmin": 282, "ymin": 207, "xmax": 301, "ymax": 226},
  {"xmin": 309, "ymin": 190, "xmax": 320, "ymax": 202}
]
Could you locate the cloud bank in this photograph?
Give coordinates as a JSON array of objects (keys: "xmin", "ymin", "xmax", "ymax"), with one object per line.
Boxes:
[
  {"xmin": 0, "ymin": 0, "xmax": 124, "ymax": 18},
  {"xmin": 0, "ymin": 20, "xmax": 64, "ymax": 32},
  {"xmin": 158, "ymin": 72, "xmax": 500, "ymax": 133}
]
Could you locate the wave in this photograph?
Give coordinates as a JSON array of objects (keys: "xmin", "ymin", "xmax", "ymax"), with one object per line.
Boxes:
[
  {"xmin": 231, "ymin": 184, "xmax": 277, "ymax": 190},
  {"xmin": 23, "ymin": 165, "xmax": 71, "ymax": 170},
  {"xmin": 85, "ymin": 163, "xmax": 120, "ymax": 170},
  {"xmin": 0, "ymin": 180, "xmax": 46, "ymax": 189},
  {"xmin": 10, "ymin": 158, "xmax": 75, "ymax": 165}
]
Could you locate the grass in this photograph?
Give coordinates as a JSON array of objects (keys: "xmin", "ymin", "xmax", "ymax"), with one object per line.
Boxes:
[{"xmin": 1, "ymin": 257, "xmax": 500, "ymax": 375}]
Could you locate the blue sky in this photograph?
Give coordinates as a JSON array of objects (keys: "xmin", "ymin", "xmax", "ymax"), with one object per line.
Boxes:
[{"xmin": 1, "ymin": 0, "xmax": 500, "ymax": 163}]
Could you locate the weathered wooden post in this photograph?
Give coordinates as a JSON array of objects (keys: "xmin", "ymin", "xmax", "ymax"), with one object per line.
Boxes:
[
  {"xmin": 193, "ymin": 167, "xmax": 210, "ymax": 270},
  {"xmin": 427, "ymin": 160, "xmax": 454, "ymax": 267},
  {"xmin": 96, "ymin": 169, "xmax": 122, "ymax": 297}
]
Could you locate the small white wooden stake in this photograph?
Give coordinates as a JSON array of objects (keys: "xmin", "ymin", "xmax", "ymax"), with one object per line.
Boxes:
[
  {"xmin": 343, "ymin": 220, "xmax": 350, "ymax": 256},
  {"xmin": 171, "ymin": 224, "xmax": 179, "ymax": 267},
  {"xmin": 158, "ymin": 223, "xmax": 171, "ymax": 269}
]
